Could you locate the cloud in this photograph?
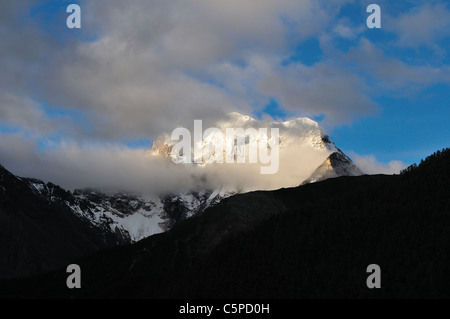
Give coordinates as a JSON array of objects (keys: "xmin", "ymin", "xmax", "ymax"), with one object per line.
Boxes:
[
  {"xmin": 351, "ymin": 153, "xmax": 407, "ymax": 175},
  {"xmin": 0, "ymin": 93, "xmax": 76, "ymax": 136},
  {"xmin": 2, "ymin": 0, "xmax": 448, "ymax": 145},
  {"xmin": 331, "ymin": 18, "xmax": 365, "ymax": 40},
  {"xmin": 345, "ymin": 38, "xmax": 450, "ymax": 90},
  {"xmin": 1, "ymin": 0, "xmax": 361, "ymax": 144},
  {"xmin": 0, "ymin": 116, "xmax": 333, "ymax": 194},
  {"xmin": 386, "ymin": 2, "xmax": 450, "ymax": 48},
  {"xmin": 2, "ymin": 0, "xmax": 441, "ymax": 192},
  {"xmin": 258, "ymin": 59, "xmax": 379, "ymax": 126},
  {"xmin": 207, "ymin": 54, "xmax": 379, "ymax": 128},
  {"xmin": 332, "ymin": 24, "xmax": 359, "ymax": 39},
  {"xmin": 0, "ymin": 133, "xmax": 197, "ymax": 194}
]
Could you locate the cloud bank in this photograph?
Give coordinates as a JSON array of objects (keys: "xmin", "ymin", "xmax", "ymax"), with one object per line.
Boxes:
[
  {"xmin": 1, "ymin": 0, "xmax": 447, "ymax": 190},
  {"xmin": 0, "ymin": 116, "xmax": 332, "ymax": 194},
  {"xmin": 352, "ymin": 153, "xmax": 407, "ymax": 175}
]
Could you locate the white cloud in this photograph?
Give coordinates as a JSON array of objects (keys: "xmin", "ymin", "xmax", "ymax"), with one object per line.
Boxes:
[
  {"xmin": 2, "ymin": 0, "xmax": 439, "ymax": 193},
  {"xmin": 207, "ymin": 54, "xmax": 379, "ymax": 128},
  {"xmin": 345, "ymin": 38, "xmax": 450, "ymax": 90},
  {"xmin": 258, "ymin": 59, "xmax": 379, "ymax": 127},
  {"xmin": 331, "ymin": 18, "xmax": 365, "ymax": 40},
  {"xmin": 2, "ymin": 0, "xmax": 448, "ymax": 146},
  {"xmin": 0, "ymin": 133, "xmax": 195, "ymax": 194},
  {"xmin": 351, "ymin": 153, "xmax": 407, "ymax": 175},
  {"xmin": 0, "ymin": 116, "xmax": 333, "ymax": 194},
  {"xmin": 1, "ymin": 0, "xmax": 362, "ymax": 143},
  {"xmin": 386, "ymin": 2, "xmax": 450, "ymax": 48},
  {"xmin": 0, "ymin": 93, "xmax": 78, "ymax": 137}
]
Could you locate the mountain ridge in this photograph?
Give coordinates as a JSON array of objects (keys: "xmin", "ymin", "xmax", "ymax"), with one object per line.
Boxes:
[
  {"xmin": 4, "ymin": 113, "xmax": 363, "ymax": 244},
  {"xmin": 2, "ymin": 147, "xmax": 448, "ymax": 298},
  {"xmin": 0, "ymin": 163, "xmax": 128, "ymax": 279},
  {"xmin": 0, "ymin": 113, "xmax": 364, "ymax": 280}
]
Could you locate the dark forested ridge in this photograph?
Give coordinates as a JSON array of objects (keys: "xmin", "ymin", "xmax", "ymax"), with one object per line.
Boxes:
[
  {"xmin": 0, "ymin": 164, "xmax": 127, "ymax": 279},
  {"xmin": 1, "ymin": 148, "xmax": 450, "ymax": 298}
]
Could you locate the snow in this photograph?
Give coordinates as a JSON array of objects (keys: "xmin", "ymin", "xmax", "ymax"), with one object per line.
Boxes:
[
  {"xmin": 30, "ymin": 182, "xmax": 46, "ymax": 194},
  {"xmin": 110, "ymin": 209, "xmax": 165, "ymax": 241},
  {"xmin": 67, "ymin": 189, "xmax": 230, "ymax": 242},
  {"xmin": 66, "ymin": 195, "xmax": 168, "ymax": 242}
]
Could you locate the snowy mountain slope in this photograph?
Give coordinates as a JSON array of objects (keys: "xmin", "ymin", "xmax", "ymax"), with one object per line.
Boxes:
[
  {"xmin": 302, "ymin": 139, "xmax": 363, "ymax": 184},
  {"xmin": 25, "ymin": 179, "xmax": 231, "ymax": 242}
]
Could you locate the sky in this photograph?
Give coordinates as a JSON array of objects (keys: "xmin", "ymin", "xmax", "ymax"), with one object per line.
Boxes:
[{"xmin": 0, "ymin": 0, "xmax": 449, "ymax": 191}]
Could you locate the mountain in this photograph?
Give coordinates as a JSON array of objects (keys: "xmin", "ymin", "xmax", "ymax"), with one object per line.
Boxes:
[
  {"xmin": 24, "ymin": 179, "xmax": 233, "ymax": 243},
  {"xmin": 152, "ymin": 112, "xmax": 362, "ymax": 191},
  {"xmin": 302, "ymin": 142, "xmax": 363, "ymax": 184},
  {"xmin": 2, "ymin": 148, "xmax": 448, "ymax": 298},
  {"xmin": 0, "ymin": 113, "xmax": 362, "ymax": 279},
  {"xmin": 79, "ymin": 112, "xmax": 362, "ymax": 241},
  {"xmin": 0, "ymin": 162, "xmax": 233, "ymax": 279},
  {"xmin": 12, "ymin": 113, "xmax": 361, "ymax": 245},
  {"xmin": 0, "ymin": 164, "xmax": 127, "ymax": 279}
]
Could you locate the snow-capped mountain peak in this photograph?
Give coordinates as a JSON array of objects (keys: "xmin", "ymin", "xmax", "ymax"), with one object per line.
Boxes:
[
  {"xmin": 153, "ymin": 112, "xmax": 336, "ymax": 161},
  {"xmin": 12, "ymin": 113, "xmax": 362, "ymax": 243}
]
